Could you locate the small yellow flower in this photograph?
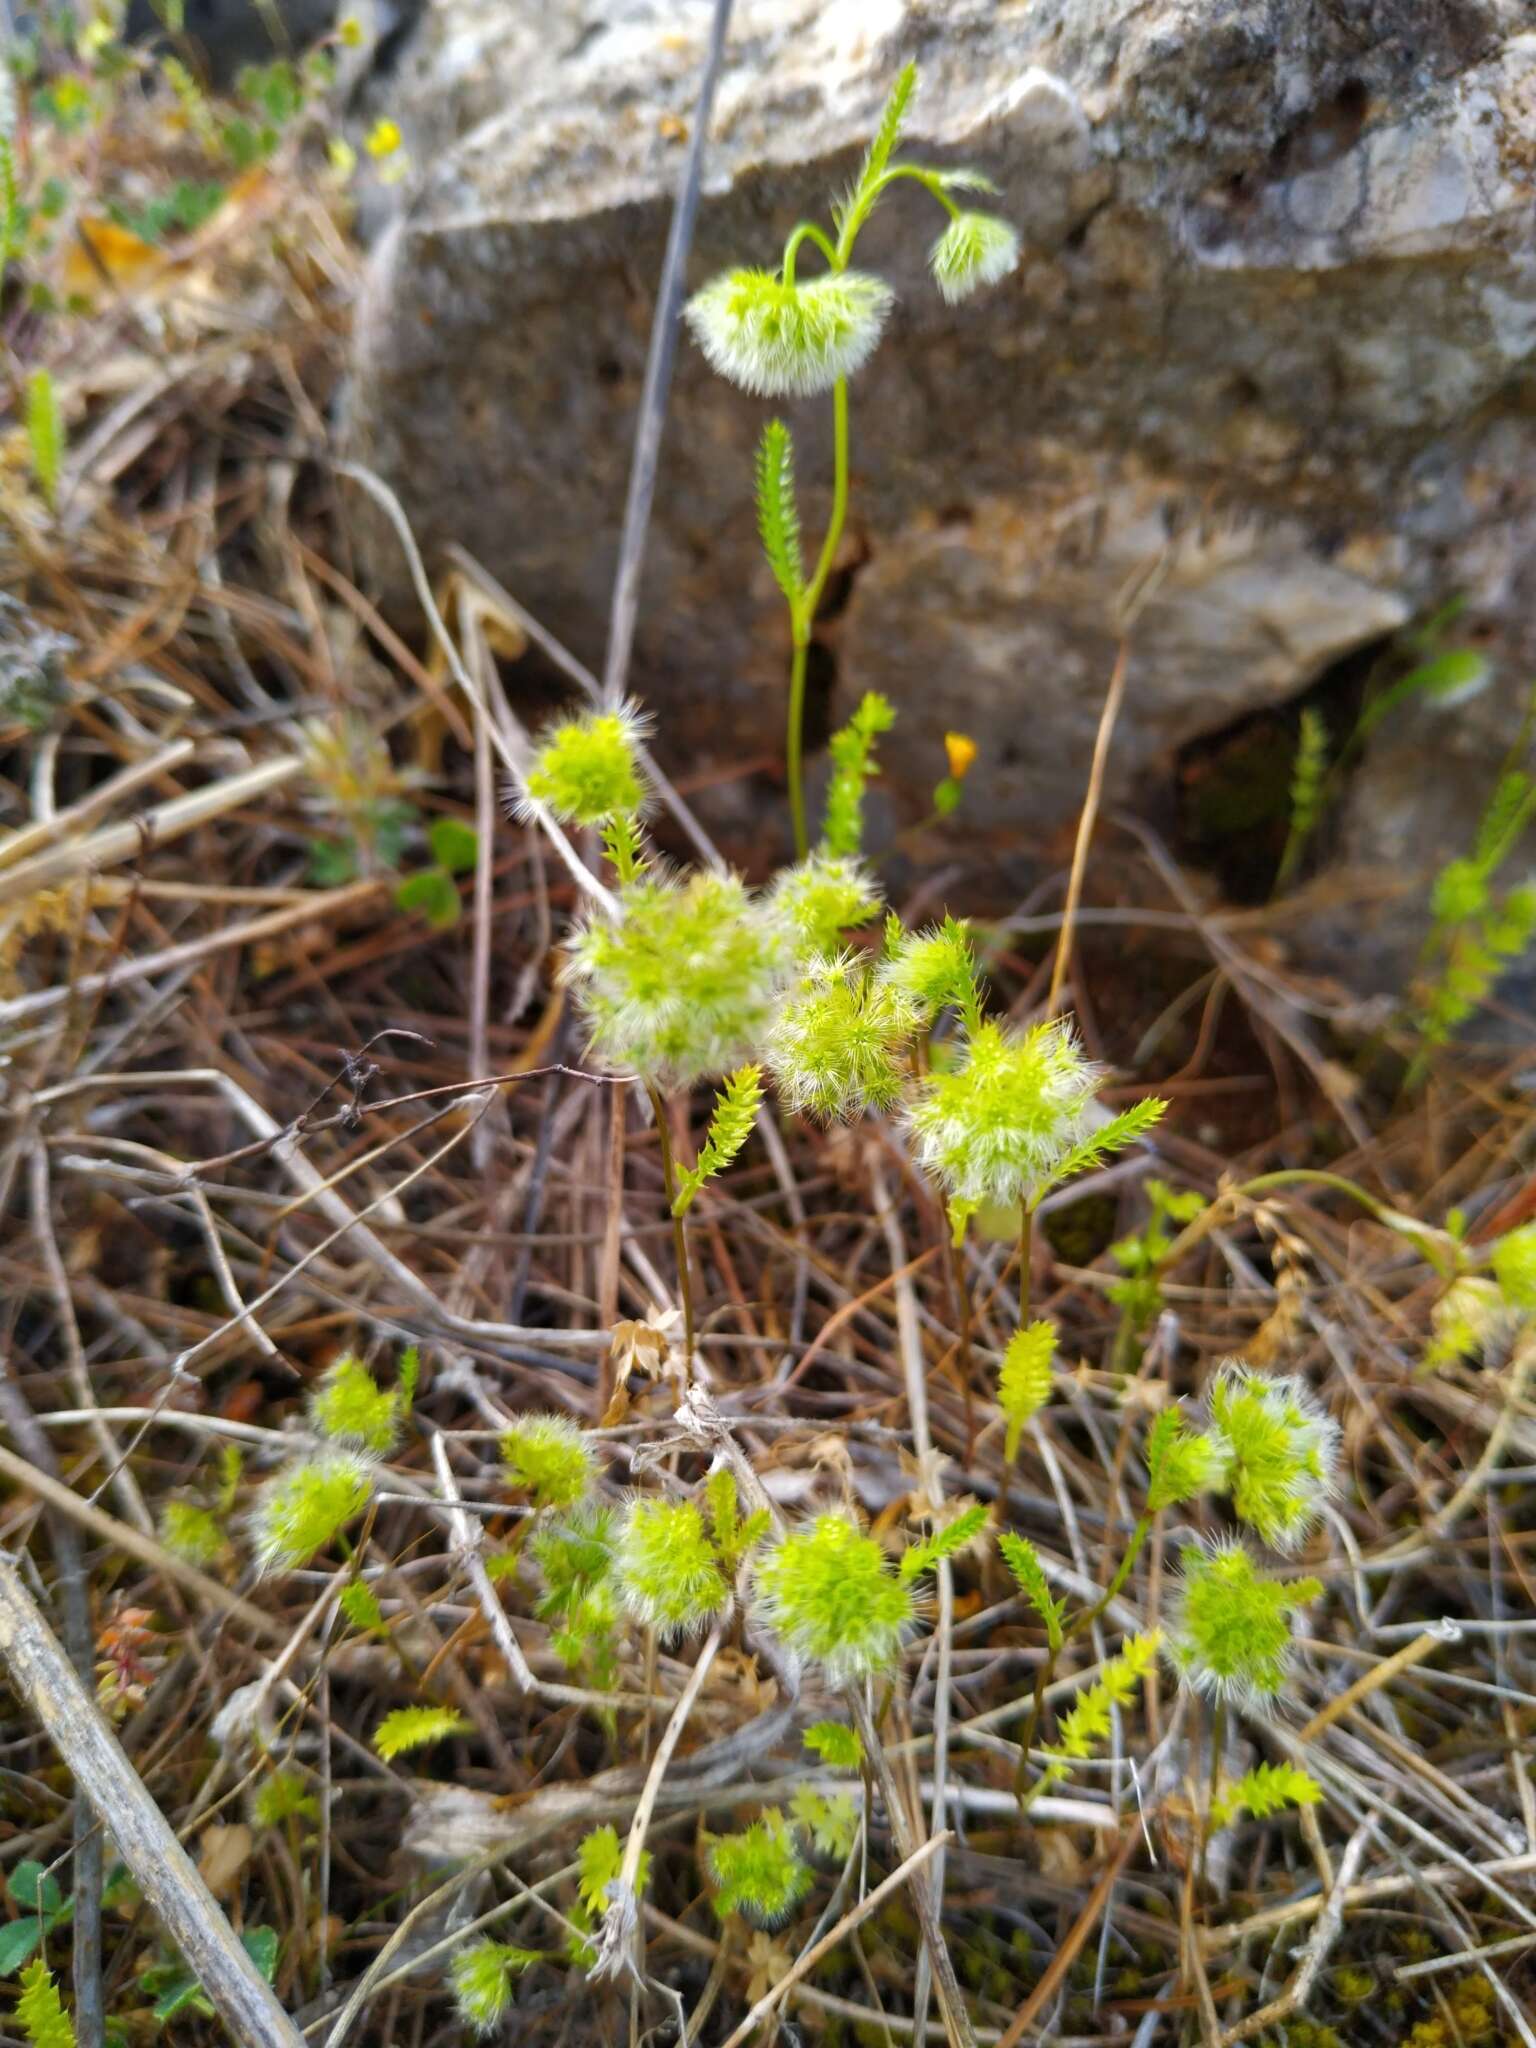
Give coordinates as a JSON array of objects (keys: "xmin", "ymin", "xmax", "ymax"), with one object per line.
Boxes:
[
  {"xmin": 338, "ymin": 15, "xmax": 365, "ymax": 47},
  {"xmin": 328, "ymin": 137, "xmax": 357, "ymax": 178},
  {"xmin": 365, "ymin": 117, "xmax": 402, "ymax": 159},
  {"xmin": 944, "ymin": 732, "xmax": 978, "ymax": 781}
]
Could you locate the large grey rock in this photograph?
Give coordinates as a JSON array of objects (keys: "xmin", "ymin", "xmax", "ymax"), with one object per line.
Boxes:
[{"xmin": 349, "ymin": 0, "xmax": 1536, "ymax": 976}]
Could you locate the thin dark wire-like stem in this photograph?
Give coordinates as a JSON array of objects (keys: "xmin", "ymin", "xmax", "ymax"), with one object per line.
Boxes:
[{"xmin": 600, "ymin": 0, "xmax": 735, "ymax": 709}]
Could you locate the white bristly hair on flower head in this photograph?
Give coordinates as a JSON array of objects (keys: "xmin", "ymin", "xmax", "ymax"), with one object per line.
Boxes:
[
  {"xmin": 685, "ymin": 268, "xmax": 895, "ymax": 397},
  {"xmin": 928, "ymin": 211, "xmax": 1020, "ymax": 303}
]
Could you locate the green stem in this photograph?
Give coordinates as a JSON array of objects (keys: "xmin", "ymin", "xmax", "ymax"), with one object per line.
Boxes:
[
  {"xmin": 647, "ymin": 1084, "xmax": 697, "ymax": 1375},
  {"xmin": 781, "ymin": 219, "xmax": 839, "ymax": 284},
  {"xmin": 787, "ymin": 639, "xmax": 810, "ymax": 862},
  {"xmin": 1018, "ymin": 1202, "xmax": 1033, "ymax": 1325},
  {"xmin": 787, "ymin": 374, "xmax": 850, "ymax": 859},
  {"xmin": 1012, "ymin": 1515, "xmax": 1151, "ymax": 1798}
]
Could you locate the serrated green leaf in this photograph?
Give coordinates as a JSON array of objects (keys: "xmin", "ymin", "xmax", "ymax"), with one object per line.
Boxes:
[
  {"xmin": 338, "ymin": 1579, "xmax": 385, "ymax": 1634},
  {"xmin": 17, "ymin": 1961, "xmax": 74, "ymax": 2048},
  {"xmin": 1211, "ymin": 1761, "xmax": 1322, "ymax": 1829},
  {"xmin": 755, "ymin": 419, "xmax": 804, "ymax": 608},
  {"xmin": 998, "ymin": 1531, "xmax": 1066, "ymax": 1653},
  {"xmin": 899, "ymin": 1502, "xmax": 990, "ymax": 1581},
  {"xmin": 803, "ymin": 1720, "xmax": 863, "ymax": 1769},
  {"xmin": 372, "ymin": 1705, "xmax": 471, "ymax": 1760},
  {"xmin": 1035, "ymin": 1097, "xmax": 1166, "ymax": 1200}
]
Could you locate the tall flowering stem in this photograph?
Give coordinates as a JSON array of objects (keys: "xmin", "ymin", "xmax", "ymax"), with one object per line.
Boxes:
[{"xmin": 686, "ymin": 63, "xmax": 1019, "ymax": 857}]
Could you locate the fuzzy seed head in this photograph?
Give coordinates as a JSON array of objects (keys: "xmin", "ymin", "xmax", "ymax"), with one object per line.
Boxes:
[
  {"xmin": 614, "ymin": 1497, "xmax": 730, "ymax": 1639},
  {"xmin": 765, "ymin": 953, "xmax": 919, "ymax": 1122},
  {"xmin": 707, "ymin": 1810, "xmax": 812, "ymax": 1927},
  {"xmin": 308, "ymin": 1355, "xmax": 400, "ymax": 1455},
  {"xmin": 1207, "ymin": 1363, "xmax": 1339, "ymax": 1551},
  {"xmin": 566, "ymin": 868, "xmax": 787, "ymax": 1088},
  {"xmin": 1165, "ymin": 1539, "xmax": 1320, "ymax": 1708},
  {"xmin": 686, "ymin": 267, "xmax": 894, "ymax": 397},
  {"xmin": 159, "ymin": 1500, "xmax": 226, "ymax": 1568},
  {"xmin": 523, "ymin": 702, "xmax": 648, "ymax": 826},
  {"xmin": 1493, "ymin": 1223, "xmax": 1536, "ymax": 1315},
  {"xmin": 501, "ymin": 1413, "xmax": 594, "ymax": 1510},
  {"xmin": 766, "ymin": 853, "xmax": 882, "ymax": 959},
  {"xmin": 877, "ymin": 917, "xmax": 978, "ymax": 1023},
  {"xmin": 754, "ymin": 1513, "xmax": 913, "ymax": 1685},
  {"xmin": 929, "ymin": 211, "xmax": 1019, "ymax": 303},
  {"xmin": 250, "ymin": 1452, "xmax": 373, "ymax": 1574},
  {"xmin": 907, "ymin": 1016, "xmax": 1102, "ymax": 1208}
]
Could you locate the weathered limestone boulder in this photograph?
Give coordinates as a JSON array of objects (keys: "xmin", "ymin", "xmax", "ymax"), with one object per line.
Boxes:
[{"xmin": 349, "ymin": 0, "xmax": 1536, "ymax": 978}]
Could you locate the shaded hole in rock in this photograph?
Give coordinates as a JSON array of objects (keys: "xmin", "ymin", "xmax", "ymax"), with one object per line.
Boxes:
[
  {"xmin": 801, "ymin": 639, "xmax": 838, "ymax": 753},
  {"xmin": 1268, "ymin": 77, "xmax": 1369, "ymax": 179},
  {"xmin": 1174, "ymin": 631, "xmax": 1393, "ymax": 905}
]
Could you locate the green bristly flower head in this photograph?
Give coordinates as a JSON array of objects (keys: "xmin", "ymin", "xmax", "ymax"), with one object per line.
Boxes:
[
  {"xmin": 1145, "ymin": 1403, "xmax": 1225, "ymax": 1514},
  {"xmin": 159, "ymin": 1499, "xmax": 226, "ymax": 1568},
  {"xmin": 1492, "ymin": 1223, "xmax": 1536, "ymax": 1314},
  {"xmin": 531, "ymin": 1502, "xmax": 618, "ymax": 1678},
  {"xmin": 1424, "ymin": 1274, "xmax": 1506, "ymax": 1368},
  {"xmin": 614, "ymin": 1497, "xmax": 731, "ymax": 1638},
  {"xmin": 755, "ymin": 1513, "xmax": 913, "ymax": 1685},
  {"xmin": 523, "ymin": 702, "xmax": 648, "ymax": 827},
  {"xmin": 686, "ymin": 268, "xmax": 894, "ymax": 397},
  {"xmin": 1165, "ymin": 1539, "xmax": 1320, "ymax": 1708},
  {"xmin": 707, "ymin": 1810, "xmax": 812, "ymax": 1927},
  {"xmin": 308, "ymin": 1355, "xmax": 400, "ymax": 1455},
  {"xmin": 501, "ymin": 1413, "xmax": 594, "ymax": 1510},
  {"xmin": 907, "ymin": 1015, "xmax": 1101, "ymax": 1208},
  {"xmin": 765, "ymin": 952, "xmax": 919, "ymax": 1122},
  {"xmin": 449, "ymin": 1939, "xmax": 542, "ymax": 2034},
  {"xmin": 929, "ymin": 211, "xmax": 1020, "ymax": 303},
  {"xmin": 1206, "ymin": 1363, "xmax": 1339, "ymax": 1551},
  {"xmin": 878, "ymin": 916, "xmax": 981, "ymax": 1026},
  {"xmin": 766, "ymin": 852, "xmax": 882, "ymax": 958},
  {"xmin": 566, "ymin": 868, "xmax": 786, "ymax": 1088},
  {"xmin": 250, "ymin": 1451, "xmax": 374, "ymax": 1573}
]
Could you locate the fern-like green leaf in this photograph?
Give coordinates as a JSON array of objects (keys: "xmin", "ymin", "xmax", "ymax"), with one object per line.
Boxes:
[
  {"xmin": 755, "ymin": 420, "xmax": 804, "ymax": 608},
  {"xmin": 899, "ymin": 1502, "xmax": 990, "ymax": 1581},
  {"xmin": 372, "ymin": 1705, "xmax": 471, "ymax": 1760},
  {"xmin": 821, "ymin": 691, "xmax": 896, "ymax": 857},
  {"xmin": 338, "ymin": 1579, "xmax": 386, "ymax": 1635},
  {"xmin": 998, "ymin": 1531, "xmax": 1066, "ymax": 1653},
  {"xmin": 1211, "ymin": 1761, "xmax": 1322, "ymax": 1829},
  {"xmin": 16, "ymin": 1962, "xmax": 74, "ymax": 2048},
  {"xmin": 577, "ymin": 1824, "xmax": 649, "ymax": 1917},
  {"xmin": 1034, "ymin": 1097, "xmax": 1166, "ymax": 1201},
  {"xmin": 998, "ymin": 1320, "xmax": 1055, "ymax": 1462},
  {"xmin": 674, "ymin": 1065, "xmax": 764, "ymax": 1216},
  {"xmin": 26, "ymin": 371, "xmax": 62, "ymax": 514},
  {"xmin": 803, "ymin": 1720, "xmax": 863, "ymax": 1769},
  {"xmin": 839, "ymin": 62, "xmax": 917, "ymax": 237}
]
